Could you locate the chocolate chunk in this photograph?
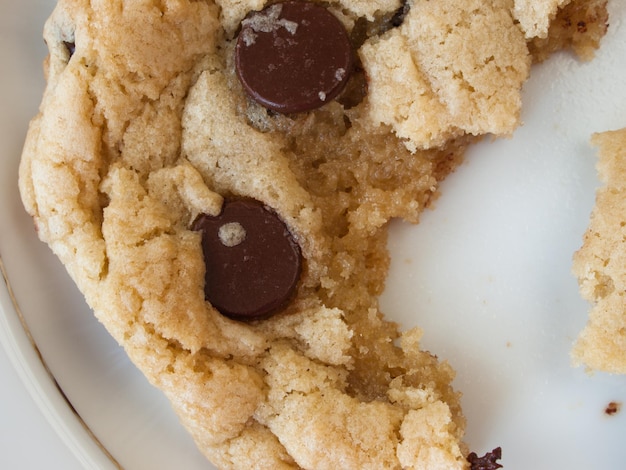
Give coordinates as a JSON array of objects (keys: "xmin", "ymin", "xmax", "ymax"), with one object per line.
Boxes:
[
  {"xmin": 390, "ymin": 0, "xmax": 411, "ymax": 28},
  {"xmin": 192, "ymin": 199, "xmax": 302, "ymax": 321},
  {"xmin": 63, "ymin": 41, "xmax": 76, "ymax": 57},
  {"xmin": 235, "ymin": 1, "xmax": 353, "ymax": 114},
  {"xmin": 468, "ymin": 447, "xmax": 503, "ymax": 470}
]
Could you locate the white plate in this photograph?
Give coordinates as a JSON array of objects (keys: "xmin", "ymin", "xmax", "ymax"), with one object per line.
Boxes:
[{"xmin": 1, "ymin": 2, "xmax": 625, "ymax": 469}]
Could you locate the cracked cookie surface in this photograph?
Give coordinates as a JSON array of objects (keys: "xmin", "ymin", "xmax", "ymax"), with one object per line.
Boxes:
[{"xmin": 19, "ymin": 0, "xmax": 608, "ymax": 468}]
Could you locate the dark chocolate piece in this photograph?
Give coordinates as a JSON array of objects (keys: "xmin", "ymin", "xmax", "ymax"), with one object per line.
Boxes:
[
  {"xmin": 192, "ymin": 199, "xmax": 302, "ymax": 321},
  {"xmin": 390, "ymin": 0, "xmax": 411, "ymax": 28},
  {"xmin": 468, "ymin": 447, "xmax": 503, "ymax": 470},
  {"xmin": 235, "ymin": 1, "xmax": 353, "ymax": 114},
  {"xmin": 63, "ymin": 41, "xmax": 76, "ymax": 57}
]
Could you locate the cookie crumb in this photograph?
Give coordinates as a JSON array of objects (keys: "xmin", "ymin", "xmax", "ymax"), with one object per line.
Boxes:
[
  {"xmin": 605, "ymin": 401, "xmax": 621, "ymax": 416},
  {"xmin": 467, "ymin": 447, "xmax": 503, "ymax": 470}
]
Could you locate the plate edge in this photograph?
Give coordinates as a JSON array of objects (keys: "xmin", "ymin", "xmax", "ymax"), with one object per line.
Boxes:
[{"xmin": 0, "ymin": 250, "xmax": 123, "ymax": 470}]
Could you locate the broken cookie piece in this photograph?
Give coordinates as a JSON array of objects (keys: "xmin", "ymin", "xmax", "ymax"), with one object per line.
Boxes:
[{"xmin": 572, "ymin": 127, "xmax": 626, "ymax": 374}]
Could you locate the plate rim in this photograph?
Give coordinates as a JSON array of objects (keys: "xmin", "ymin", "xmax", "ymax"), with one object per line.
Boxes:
[{"xmin": 0, "ymin": 252, "xmax": 121, "ymax": 470}]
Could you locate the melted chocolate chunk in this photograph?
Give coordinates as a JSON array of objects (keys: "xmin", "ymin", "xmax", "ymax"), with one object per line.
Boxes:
[
  {"xmin": 192, "ymin": 199, "xmax": 302, "ymax": 321},
  {"xmin": 63, "ymin": 41, "xmax": 76, "ymax": 57},
  {"xmin": 235, "ymin": 1, "xmax": 353, "ymax": 114},
  {"xmin": 390, "ymin": 0, "xmax": 411, "ymax": 28},
  {"xmin": 350, "ymin": 0, "xmax": 411, "ymax": 49},
  {"xmin": 468, "ymin": 447, "xmax": 503, "ymax": 470}
]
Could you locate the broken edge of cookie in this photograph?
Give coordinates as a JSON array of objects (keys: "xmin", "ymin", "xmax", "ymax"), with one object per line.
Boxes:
[{"xmin": 572, "ymin": 127, "xmax": 626, "ymax": 374}]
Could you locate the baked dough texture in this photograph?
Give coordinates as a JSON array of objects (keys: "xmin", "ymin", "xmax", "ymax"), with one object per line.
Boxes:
[
  {"xmin": 19, "ymin": 0, "xmax": 608, "ymax": 468},
  {"xmin": 573, "ymin": 128, "xmax": 626, "ymax": 374},
  {"xmin": 360, "ymin": 0, "xmax": 532, "ymax": 151},
  {"xmin": 513, "ymin": 0, "xmax": 571, "ymax": 38}
]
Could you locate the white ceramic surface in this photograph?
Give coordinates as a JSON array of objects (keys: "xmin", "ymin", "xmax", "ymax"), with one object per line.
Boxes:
[{"xmin": 1, "ymin": 1, "xmax": 625, "ymax": 469}]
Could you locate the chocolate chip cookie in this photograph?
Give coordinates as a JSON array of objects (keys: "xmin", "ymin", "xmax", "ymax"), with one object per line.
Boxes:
[{"xmin": 19, "ymin": 0, "xmax": 608, "ymax": 468}]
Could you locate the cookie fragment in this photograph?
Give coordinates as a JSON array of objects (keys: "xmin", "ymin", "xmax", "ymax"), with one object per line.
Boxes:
[
  {"xmin": 605, "ymin": 401, "xmax": 622, "ymax": 416},
  {"xmin": 572, "ymin": 127, "xmax": 626, "ymax": 374}
]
